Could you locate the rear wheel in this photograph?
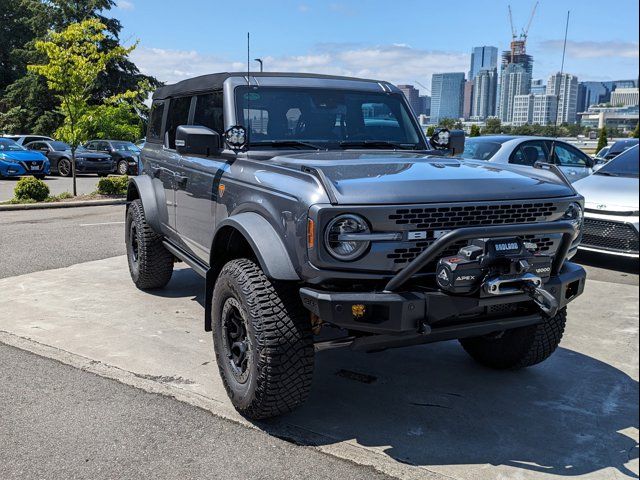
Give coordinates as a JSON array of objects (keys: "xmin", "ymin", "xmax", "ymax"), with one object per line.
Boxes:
[
  {"xmin": 212, "ymin": 258, "xmax": 314, "ymax": 419},
  {"xmin": 58, "ymin": 158, "xmax": 72, "ymax": 177},
  {"xmin": 460, "ymin": 308, "xmax": 567, "ymax": 369},
  {"xmin": 125, "ymin": 199, "xmax": 174, "ymax": 289}
]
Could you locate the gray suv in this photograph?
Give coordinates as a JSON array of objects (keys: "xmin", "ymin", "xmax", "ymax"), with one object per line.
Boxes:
[{"xmin": 125, "ymin": 72, "xmax": 587, "ymax": 419}]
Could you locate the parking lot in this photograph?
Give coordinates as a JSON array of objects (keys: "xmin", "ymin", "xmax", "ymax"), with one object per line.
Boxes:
[
  {"xmin": 0, "ymin": 205, "xmax": 638, "ymax": 480},
  {"xmin": 0, "ymin": 175, "xmax": 108, "ymax": 202}
]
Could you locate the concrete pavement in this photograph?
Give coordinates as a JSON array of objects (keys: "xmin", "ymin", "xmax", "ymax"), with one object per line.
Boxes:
[{"xmin": 0, "ymin": 255, "xmax": 637, "ymax": 480}]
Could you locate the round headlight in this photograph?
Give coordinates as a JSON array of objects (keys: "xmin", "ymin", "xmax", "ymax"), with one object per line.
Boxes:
[
  {"xmin": 324, "ymin": 214, "xmax": 370, "ymax": 261},
  {"xmin": 563, "ymin": 202, "xmax": 583, "ymax": 235}
]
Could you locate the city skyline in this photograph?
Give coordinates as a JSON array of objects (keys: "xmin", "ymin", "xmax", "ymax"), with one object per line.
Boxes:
[{"xmin": 117, "ymin": 0, "xmax": 639, "ymax": 91}]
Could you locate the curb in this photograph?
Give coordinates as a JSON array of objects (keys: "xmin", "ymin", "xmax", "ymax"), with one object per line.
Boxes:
[
  {"xmin": 0, "ymin": 330, "xmax": 444, "ymax": 480},
  {"xmin": 0, "ymin": 198, "xmax": 126, "ymax": 211}
]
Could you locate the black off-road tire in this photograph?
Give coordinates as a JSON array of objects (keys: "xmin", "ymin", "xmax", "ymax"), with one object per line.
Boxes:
[
  {"xmin": 125, "ymin": 199, "xmax": 173, "ymax": 289},
  {"xmin": 212, "ymin": 258, "xmax": 314, "ymax": 420},
  {"xmin": 459, "ymin": 308, "xmax": 567, "ymax": 369}
]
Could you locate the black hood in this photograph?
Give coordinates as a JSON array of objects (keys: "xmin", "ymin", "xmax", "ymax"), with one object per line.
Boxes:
[{"xmin": 271, "ymin": 151, "xmax": 575, "ymax": 204}]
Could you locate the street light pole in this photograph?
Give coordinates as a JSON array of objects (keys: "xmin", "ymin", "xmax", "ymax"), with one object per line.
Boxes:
[{"xmin": 254, "ymin": 58, "xmax": 263, "ymax": 72}]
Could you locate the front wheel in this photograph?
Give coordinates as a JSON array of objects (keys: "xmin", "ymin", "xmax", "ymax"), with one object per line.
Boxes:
[
  {"xmin": 125, "ymin": 199, "xmax": 174, "ymax": 289},
  {"xmin": 212, "ymin": 259, "xmax": 314, "ymax": 419},
  {"xmin": 460, "ymin": 308, "xmax": 567, "ymax": 369},
  {"xmin": 117, "ymin": 160, "xmax": 128, "ymax": 175}
]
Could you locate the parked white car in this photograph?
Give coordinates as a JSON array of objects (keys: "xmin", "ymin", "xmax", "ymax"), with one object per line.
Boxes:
[
  {"xmin": 2, "ymin": 134, "xmax": 54, "ymax": 146},
  {"xmin": 573, "ymin": 145, "xmax": 639, "ymax": 258},
  {"xmin": 461, "ymin": 136, "xmax": 594, "ymax": 182}
]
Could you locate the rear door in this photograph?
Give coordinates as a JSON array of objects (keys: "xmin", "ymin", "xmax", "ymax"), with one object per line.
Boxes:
[
  {"xmin": 175, "ymin": 91, "xmax": 226, "ymax": 262},
  {"xmin": 548, "ymin": 141, "xmax": 593, "ymax": 182}
]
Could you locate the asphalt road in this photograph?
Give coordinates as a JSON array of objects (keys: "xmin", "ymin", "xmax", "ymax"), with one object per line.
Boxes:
[
  {"xmin": 0, "ymin": 175, "xmax": 111, "ymax": 201},
  {"xmin": 0, "ymin": 343, "xmax": 391, "ymax": 480},
  {"xmin": 0, "ymin": 205, "xmax": 125, "ymax": 278}
]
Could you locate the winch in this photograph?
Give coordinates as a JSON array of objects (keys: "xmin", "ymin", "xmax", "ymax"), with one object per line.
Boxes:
[{"xmin": 436, "ymin": 237, "xmax": 559, "ymax": 316}]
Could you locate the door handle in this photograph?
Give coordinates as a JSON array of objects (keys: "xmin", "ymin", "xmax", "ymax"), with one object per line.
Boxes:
[{"xmin": 176, "ymin": 175, "xmax": 188, "ymax": 189}]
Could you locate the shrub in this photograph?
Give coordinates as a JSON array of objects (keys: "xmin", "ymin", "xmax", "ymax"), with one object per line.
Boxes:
[
  {"xmin": 97, "ymin": 175, "xmax": 128, "ymax": 195},
  {"xmin": 14, "ymin": 177, "xmax": 50, "ymax": 202}
]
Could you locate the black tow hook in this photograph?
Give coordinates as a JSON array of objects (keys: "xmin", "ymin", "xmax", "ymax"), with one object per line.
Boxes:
[{"xmin": 522, "ymin": 283, "xmax": 559, "ymax": 317}]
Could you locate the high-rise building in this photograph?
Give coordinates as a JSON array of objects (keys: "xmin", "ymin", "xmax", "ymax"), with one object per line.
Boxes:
[
  {"xmin": 547, "ymin": 73, "xmax": 579, "ymax": 124},
  {"xmin": 397, "ymin": 84, "xmax": 422, "ymax": 115},
  {"xmin": 610, "ymin": 87, "xmax": 639, "ymax": 107},
  {"xmin": 419, "ymin": 95, "xmax": 431, "ymax": 116},
  {"xmin": 531, "ymin": 79, "xmax": 546, "ymax": 95},
  {"xmin": 512, "ymin": 93, "xmax": 559, "ymax": 126},
  {"xmin": 498, "ymin": 63, "xmax": 531, "ymax": 123},
  {"xmin": 500, "ymin": 49, "xmax": 533, "ymax": 77},
  {"xmin": 469, "ymin": 46, "xmax": 498, "ymax": 80},
  {"xmin": 471, "ymin": 68, "xmax": 497, "ymax": 120},
  {"xmin": 462, "ymin": 80, "xmax": 474, "ymax": 120},
  {"xmin": 577, "ymin": 81, "xmax": 610, "ymax": 112},
  {"xmin": 430, "ymin": 72, "xmax": 465, "ymax": 123}
]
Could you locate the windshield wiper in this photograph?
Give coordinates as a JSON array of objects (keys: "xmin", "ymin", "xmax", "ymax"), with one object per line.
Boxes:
[
  {"xmin": 595, "ymin": 171, "xmax": 620, "ymax": 177},
  {"xmin": 339, "ymin": 140, "xmax": 417, "ymax": 150},
  {"xmin": 250, "ymin": 140, "xmax": 324, "ymax": 150}
]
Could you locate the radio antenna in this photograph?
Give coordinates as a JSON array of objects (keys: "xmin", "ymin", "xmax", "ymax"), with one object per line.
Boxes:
[
  {"xmin": 246, "ymin": 32, "xmax": 251, "ymax": 140},
  {"xmin": 551, "ymin": 11, "xmax": 570, "ymax": 157}
]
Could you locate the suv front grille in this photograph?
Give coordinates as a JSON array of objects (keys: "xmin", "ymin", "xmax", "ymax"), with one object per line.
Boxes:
[
  {"xmin": 582, "ymin": 218, "xmax": 639, "ymax": 253},
  {"xmin": 387, "ymin": 234, "xmax": 556, "ymax": 265},
  {"xmin": 388, "ymin": 202, "xmax": 558, "ymax": 229}
]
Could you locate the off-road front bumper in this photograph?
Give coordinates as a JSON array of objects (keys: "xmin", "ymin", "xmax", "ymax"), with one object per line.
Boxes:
[{"xmin": 299, "ymin": 222, "xmax": 586, "ymax": 350}]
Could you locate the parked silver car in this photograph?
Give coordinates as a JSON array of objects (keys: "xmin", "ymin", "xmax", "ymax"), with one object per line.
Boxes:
[
  {"xmin": 574, "ymin": 145, "xmax": 639, "ymax": 257},
  {"xmin": 461, "ymin": 136, "xmax": 594, "ymax": 182}
]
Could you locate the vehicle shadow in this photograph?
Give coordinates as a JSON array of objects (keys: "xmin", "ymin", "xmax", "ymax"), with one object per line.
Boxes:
[
  {"xmin": 262, "ymin": 341, "xmax": 639, "ymax": 478},
  {"xmin": 575, "ymin": 250, "xmax": 639, "ymax": 275},
  {"xmin": 151, "ymin": 268, "xmax": 638, "ymax": 477}
]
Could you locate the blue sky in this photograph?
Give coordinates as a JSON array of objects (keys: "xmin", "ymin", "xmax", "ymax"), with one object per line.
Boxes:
[{"xmin": 115, "ymin": 0, "xmax": 639, "ymax": 93}]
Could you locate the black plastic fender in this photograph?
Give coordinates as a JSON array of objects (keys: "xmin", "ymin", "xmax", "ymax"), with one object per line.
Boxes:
[
  {"xmin": 204, "ymin": 212, "xmax": 300, "ymax": 332},
  {"xmin": 127, "ymin": 175, "xmax": 161, "ymax": 233}
]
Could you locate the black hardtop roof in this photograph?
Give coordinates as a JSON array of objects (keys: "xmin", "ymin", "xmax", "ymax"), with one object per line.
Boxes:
[{"xmin": 152, "ymin": 72, "xmax": 388, "ymax": 100}]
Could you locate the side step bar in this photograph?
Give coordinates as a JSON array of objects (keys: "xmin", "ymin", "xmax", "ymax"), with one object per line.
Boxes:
[{"xmin": 162, "ymin": 240, "xmax": 208, "ymax": 278}]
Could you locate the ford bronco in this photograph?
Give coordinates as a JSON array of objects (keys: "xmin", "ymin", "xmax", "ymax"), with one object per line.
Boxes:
[{"xmin": 125, "ymin": 72, "xmax": 586, "ymax": 419}]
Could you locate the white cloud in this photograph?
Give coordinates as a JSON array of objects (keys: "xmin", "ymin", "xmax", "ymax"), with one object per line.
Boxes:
[
  {"xmin": 539, "ymin": 40, "xmax": 639, "ymax": 59},
  {"xmin": 117, "ymin": 0, "xmax": 135, "ymax": 11},
  {"xmin": 131, "ymin": 43, "xmax": 470, "ymax": 93}
]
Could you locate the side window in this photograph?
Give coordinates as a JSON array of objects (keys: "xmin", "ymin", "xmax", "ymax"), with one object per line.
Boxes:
[
  {"xmin": 510, "ymin": 141, "xmax": 548, "ymax": 166},
  {"xmin": 97, "ymin": 141, "xmax": 110, "ymax": 152},
  {"xmin": 85, "ymin": 142, "xmax": 96, "ymax": 151},
  {"xmin": 553, "ymin": 143, "xmax": 592, "ymax": 167},
  {"xmin": 165, "ymin": 96, "xmax": 192, "ymax": 149},
  {"xmin": 193, "ymin": 92, "xmax": 224, "ymax": 134},
  {"xmin": 26, "ymin": 142, "xmax": 41, "ymax": 150},
  {"xmin": 147, "ymin": 100, "xmax": 166, "ymax": 142}
]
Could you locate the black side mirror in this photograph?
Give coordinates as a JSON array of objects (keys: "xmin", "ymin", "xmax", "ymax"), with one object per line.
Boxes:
[
  {"xmin": 448, "ymin": 130, "xmax": 465, "ymax": 156},
  {"xmin": 175, "ymin": 125, "xmax": 221, "ymax": 156}
]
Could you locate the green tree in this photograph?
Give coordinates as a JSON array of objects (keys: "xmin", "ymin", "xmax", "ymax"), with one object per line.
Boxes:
[
  {"xmin": 438, "ymin": 117, "xmax": 456, "ymax": 129},
  {"xmin": 469, "ymin": 124, "xmax": 481, "ymax": 137},
  {"xmin": 596, "ymin": 127, "xmax": 608, "ymax": 153},
  {"xmin": 482, "ymin": 117, "xmax": 502, "ymax": 134},
  {"xmin": 0, "ymin": 0, "xmax": 158, "ymax": 135},
  {"xmin": 426, "ymin": 126, "xmax": 436, "ymax": 136},
  {"xmin": 29, "ymin": 19, "xmax": 133, "ymax": 195},
  {"xmin": 631, "ymin": 122, "xmax": 639, "ymax": 138}
]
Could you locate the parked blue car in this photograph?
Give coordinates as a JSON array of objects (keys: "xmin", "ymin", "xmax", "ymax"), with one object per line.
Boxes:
[{"xmin": 0, "ymin": 138, "xmax": 50, "ymax": 179}]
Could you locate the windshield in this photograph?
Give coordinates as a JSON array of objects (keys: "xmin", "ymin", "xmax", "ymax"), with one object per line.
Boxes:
[
  {"xmin": 112, "ymin": 141, "xmax": 140, "ymax": 152},
  {"xmin": 0, "ymin": 139, "xmax": 25, "ymax": 151},
  {"xmin": 51, "ymin": 141, "xmax": 70, "ymax": 151},
  {"xmin": 460, "ymin": 138, "xmax": 504, "ymax": 160},
  {"xmin": 597, "ymin": 146, "xmax": 639, "ymax": 177},
  {"xmin": 234, "ymin": 86, "xmax": 424, "ymax": 149}
]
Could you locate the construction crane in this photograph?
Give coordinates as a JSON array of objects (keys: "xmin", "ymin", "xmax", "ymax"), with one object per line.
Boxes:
[
  {"xmin": 507, "ymin": 1, "xmax": 539, "ymax": 58},
  {"xmin": 413, "ymin": 80, "xmax": 431, "ymax": 95}
]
